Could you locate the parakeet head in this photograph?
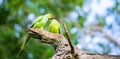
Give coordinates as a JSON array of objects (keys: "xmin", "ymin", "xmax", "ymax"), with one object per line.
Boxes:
[{"xmin": 46, "ymin": 14, "xmax": 54, "ymax": 19}]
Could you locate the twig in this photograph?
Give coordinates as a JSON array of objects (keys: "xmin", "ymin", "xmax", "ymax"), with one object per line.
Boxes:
[
  {"xmin": 63, "ymin": 23, "xmax": 75, "ymax": 54},
  {"xmin": 90, "ymin": 26, "xmax": 120, "ymax": 48}
]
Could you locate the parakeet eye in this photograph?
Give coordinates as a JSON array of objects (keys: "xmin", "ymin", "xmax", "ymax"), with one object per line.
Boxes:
[{"xmin": 46, "ymin": 14, "xmax": 53, "ymax": 19}]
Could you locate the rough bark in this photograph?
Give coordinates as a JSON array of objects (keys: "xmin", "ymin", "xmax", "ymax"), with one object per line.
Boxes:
[{"xmin": 26, "ymin": 28, "xmax": 120, "ymax": 59}]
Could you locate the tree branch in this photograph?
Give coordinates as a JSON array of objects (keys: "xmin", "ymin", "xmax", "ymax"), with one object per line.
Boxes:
[
  {"xmin": 63, "ymin": 23, "xmax": 75, "ymax": 54},
  {"xmin": 90, "ymin": 26, "xmax": 120, "ymax": 48},
  {"xmin": 26, "ymin": 28, "xmax": 120, "ymax": 59}
]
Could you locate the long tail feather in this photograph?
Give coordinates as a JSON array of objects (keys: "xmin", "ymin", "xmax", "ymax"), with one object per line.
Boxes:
[{"xmin": 17, "ymin": 35, "xmax": 31, "ymax": 57}]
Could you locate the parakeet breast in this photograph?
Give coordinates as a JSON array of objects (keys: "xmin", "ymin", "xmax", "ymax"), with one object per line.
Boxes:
[{"xmin": 49, "ymin": 20, "xmax": 60, "ymax": 34}]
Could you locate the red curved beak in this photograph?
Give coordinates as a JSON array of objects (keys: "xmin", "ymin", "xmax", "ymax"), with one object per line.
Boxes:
[{"xmin": 51, "ymin": 16, "xmax": 54, "ymax": 19}]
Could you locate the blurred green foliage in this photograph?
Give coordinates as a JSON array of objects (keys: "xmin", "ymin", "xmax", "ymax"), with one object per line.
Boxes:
[
  {"xmin": 1, "ymin": 0, "xmax": 119, "ymax": 59},
  {"xmin": 0, "ymin": 0, "xmax": 85, "ymax": 59}
]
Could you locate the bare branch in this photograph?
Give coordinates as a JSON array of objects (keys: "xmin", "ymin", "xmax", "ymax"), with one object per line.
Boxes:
[
  {"xmin": 63, "ymin": 23, "xmax": 75, "ymax": 54},
  {"xmin": 90, "ymin": 26, "xmax": 120, "ymax": 48},
  {"xmin": 26, "ymin": 28, "xmax": 120, "ymax": 59}
]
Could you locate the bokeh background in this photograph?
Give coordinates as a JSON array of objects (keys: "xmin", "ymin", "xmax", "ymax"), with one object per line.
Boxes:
[{"xmin": 0, "ymin": 0, "xmax": 120, "ymax": 59}]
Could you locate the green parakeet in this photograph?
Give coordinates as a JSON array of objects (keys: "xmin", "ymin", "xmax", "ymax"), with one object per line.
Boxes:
[
  {"xmin": 32, "ymin": 14, "xmax": 54, "ymax": 28},
  {"xmin": 49, "ymin": 19, "xmax": 60, "ymax": 34},
  {"xmin": 17, "ymin": 14, "xmax": 54, "ymax": 57}
]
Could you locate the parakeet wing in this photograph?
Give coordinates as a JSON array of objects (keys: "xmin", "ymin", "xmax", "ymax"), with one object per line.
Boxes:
[{"xmin": 31, "ymin": 15, "xmax": 43, "ymax": 28}]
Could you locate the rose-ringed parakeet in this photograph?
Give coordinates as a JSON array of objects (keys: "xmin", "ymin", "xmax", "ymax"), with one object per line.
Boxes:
[
  {"xmin": 17, "ymin": 14, "xmax": 54, "ymax": 57},
  {"xmin": 49, "ymin": 19, "xmax": 60, "ymax": 34}
]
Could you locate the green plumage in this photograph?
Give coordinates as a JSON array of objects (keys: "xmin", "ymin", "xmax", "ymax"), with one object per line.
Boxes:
[
  {"xmin": 49, "ymin": 19, "xmax": 60, "ymax": 34},
  {"xmin": 31, "ymin": 15, "xmax": 43, "ymax": 28},
  {"xmin": 17, "ymin": 14, "xmax": 54, "ymax": 57},
  {"xmin": 32, "ymin": 13, "xmax": 53, "ymax": 29}
]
